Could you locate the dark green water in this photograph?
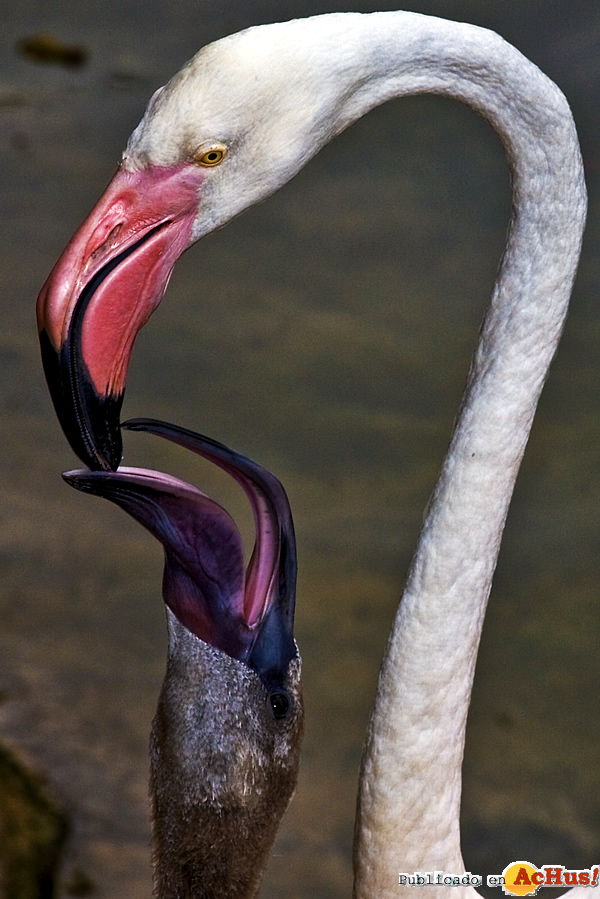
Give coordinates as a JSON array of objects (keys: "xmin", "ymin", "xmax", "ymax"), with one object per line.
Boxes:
[{"xmin": 1, "ymin": 2, "xmax": 599, "ymax": 895}]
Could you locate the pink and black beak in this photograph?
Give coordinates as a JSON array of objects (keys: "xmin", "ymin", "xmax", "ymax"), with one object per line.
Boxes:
[
  {"xmin": 62, "ymin": 419, "xmax": 297, "ymax": 685},
  {"xmin": 36, "ymin": 164, "xmax": 204, "ymax": 471}
]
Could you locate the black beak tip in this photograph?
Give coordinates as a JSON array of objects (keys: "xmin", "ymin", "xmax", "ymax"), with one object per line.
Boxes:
[
  {"xmin": 78, "ymin": 387, "xmax": 124, "ymax": 471},
  {"xmin": 62, "ymin": 471, "xmax": 84, "ymax": 496},
  {"xmin": 40, "ymin": 329, "xmax": 123, "ymax": 472},
  {"xmin": 62, "ymin": 470, "xmax": 83, "ymax": 489}
]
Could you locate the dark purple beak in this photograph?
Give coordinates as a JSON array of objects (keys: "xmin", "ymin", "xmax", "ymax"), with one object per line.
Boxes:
[{"xmin": 63, "ymin": 418, "xmax": 297, "ymax": 685}]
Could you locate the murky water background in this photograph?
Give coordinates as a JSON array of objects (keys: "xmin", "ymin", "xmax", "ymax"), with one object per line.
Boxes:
[{"xmin": 1, "ymin": 1, "xmax": 599, "ymax": 895}]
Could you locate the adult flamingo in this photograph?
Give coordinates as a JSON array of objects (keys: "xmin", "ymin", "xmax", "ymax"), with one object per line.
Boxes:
[{"xmin": 36, "ymin": 11, "xmax": 587, "ymax": 898}]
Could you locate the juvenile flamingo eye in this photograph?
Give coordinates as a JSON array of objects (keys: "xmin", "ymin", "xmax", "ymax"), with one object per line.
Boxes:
[
  {"xmin": 268, "ymin": 690, "xmax": 292, "ymax": 721},
  {"xmin": 195, "ymin": 146, "xmax": 226, "ymax": 166}
]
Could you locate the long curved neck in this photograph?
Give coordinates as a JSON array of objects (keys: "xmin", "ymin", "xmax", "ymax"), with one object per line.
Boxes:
[{"xmin": 340, "ymin": 13, "xmax": 587, "ymax": 899}]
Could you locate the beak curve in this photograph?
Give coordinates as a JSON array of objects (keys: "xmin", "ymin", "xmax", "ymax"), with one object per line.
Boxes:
[
  {"xmin": 124, "ymin": 417, "xmax": 298, "ymax": 683},
  {"xmin": 37, "ymin": 163, "xmax": 203, "ymax": 470},
  {"xmin": 64, "ymin": 419, "xmax": 298, "ymax": 684}
]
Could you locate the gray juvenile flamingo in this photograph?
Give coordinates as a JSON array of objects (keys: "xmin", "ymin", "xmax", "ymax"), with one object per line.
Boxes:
[
  {"xmin": 37, "ymin": 11, "xmax": 588, "ymax": 899},
  {"xmin": 65, "ymin": 417, "xmax": 303, "ymax": 898}
]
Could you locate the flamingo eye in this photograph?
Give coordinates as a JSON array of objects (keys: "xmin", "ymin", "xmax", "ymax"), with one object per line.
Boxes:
[
  {"xmin": 268, "ymin": 689, "xmax": 292, "ymax": 721},
  {"xmin": 194, "ymin": 145, "xmax": 227, "ymax": 167}
]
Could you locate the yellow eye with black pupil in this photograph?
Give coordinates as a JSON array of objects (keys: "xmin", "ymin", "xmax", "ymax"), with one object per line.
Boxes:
[{"xmin": 197, "ymin": 148, "xmax": 225, "ymax": 167}]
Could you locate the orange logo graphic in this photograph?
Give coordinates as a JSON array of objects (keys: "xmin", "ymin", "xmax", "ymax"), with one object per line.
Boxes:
[{"xmin": 501, "ymin": 862, "xmax": 600, "ymax": 896}]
